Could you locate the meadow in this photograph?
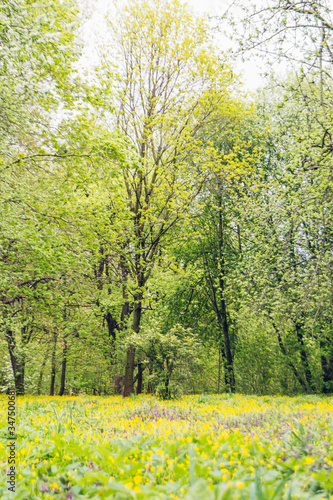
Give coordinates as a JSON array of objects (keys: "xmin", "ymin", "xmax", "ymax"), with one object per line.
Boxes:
[{"xmin": 0, "ymin": 394, "xmax": 332, "ymax": 499}]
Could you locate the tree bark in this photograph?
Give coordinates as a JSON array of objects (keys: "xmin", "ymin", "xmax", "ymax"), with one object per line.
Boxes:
[
  {"xmin": 136, "ymin": 361, "xmax": 143, "ymax": 394},
  {"xmin": 59, "ymin": 338, "xmax": 67, "ymax": 396},
  {"xmin": 217, "ymin": 347, "xmax": 221, "ymax": 393},
  {"xmin": 123, "ymin": 346, "xmax": 136, "ymax": 397},
  {"xmin": 5, "ymin": 328, "xmax": 25, "ymax": 395},
  {"xmin": 275, "ymin": 326, "xmax": 307, "ymax": 391},
  {"xmin": 320, "ymin": 336, "xmax": 333, "ymax": 393},
  {"xmin": 218, "ymin": 204, "xmax": 235, "ymax": 393},
  {"xmin": 295, "ymin": 321, "xmax": 312, "ymax": 391},
  {"xmin": 50, "ymin": 332, "xmax": 57, "ymax": 396},
  {"xmin": 123, "ymin": 297, "xmax": 142, "ymax": 397}
]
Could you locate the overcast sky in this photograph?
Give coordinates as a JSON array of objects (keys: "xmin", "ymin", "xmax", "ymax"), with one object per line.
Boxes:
[{"xmin": 79, "ymin": 0, "xmax": 266, "ymax": 91}]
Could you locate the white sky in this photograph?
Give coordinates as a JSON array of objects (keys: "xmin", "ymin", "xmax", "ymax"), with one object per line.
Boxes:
[{"xmin": 79, "ymin": 0, "xmax": 268, "ymax": 91}]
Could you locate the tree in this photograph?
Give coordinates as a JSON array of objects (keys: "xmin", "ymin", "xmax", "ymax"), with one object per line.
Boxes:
[
  {"xmin": 227, "ymin": 0, "xmax": 333, "ymax": 70},
  {"xmin": 0, "ymin": 0, "xmax": 81, "ymax": 394},
  {"xmin": 88, "ymin": 0, "xmax": 242, "ymax": 395},
  {"xmin": 127, "ymin": 323, "xmax": 202, "ymax": 399},
  {"xmin": 224, "ymin": 0, "xmax": 333, "ymax": 394}
]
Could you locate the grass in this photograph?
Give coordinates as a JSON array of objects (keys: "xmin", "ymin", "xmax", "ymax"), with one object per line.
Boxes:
[{"xmin": 0, "ymin": 394, "xmax": 333, "ymax": 499}]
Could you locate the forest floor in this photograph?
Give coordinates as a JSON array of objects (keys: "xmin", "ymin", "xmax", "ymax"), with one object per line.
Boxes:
[{"xmin": 0, "ymin": 394, "xmax": 332, "ymax": 499}]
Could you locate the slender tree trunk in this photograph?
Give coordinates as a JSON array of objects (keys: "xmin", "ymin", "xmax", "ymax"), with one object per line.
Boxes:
[
  {"xmin": 219, "ymin": 306, "xmax": 235, "ymax": 392},
  {"xmin": 275, "ymin": 326, "xmax": 307, "ymax": 392},
  {"xmin": 37, "ymin": 348, "xmax": 49, "ymax": 395},
  {"xmin": 59, "ymin": 338, "xmax": 67, "ymax": 396},
  {"xmin": 320, "ymin": 337, "xmax": 333, "ymax": 394},
  {"xmin": 5, "ymin": 328, "xmax": 25, "ymax": 395},
  {"xmin": 217, "ymin": 347, "xmax": 221, "ymax": 393},
  {"xmin": 105, "ymin": 312, "xmax": 117, "ymax": 342},
  {"xmin": 123, "ymin": 298, "xmax": 142, "ymax": 397},
  {"xmin": 295, "ymin": 322, "xmax": 312, "ymax": 391},
  {"xmin": 50, "ymin": 332, "xmax": 57, "ymax": 396},
  {"xmin": 147, "ymin": 363, "xmax": 154, "ymax": 393},
  {"xmin": 218, "ymin": 204, "xmax": 235, "ymax": 393},
  {"xmin": 136, "ymin": 362, "xmax": 143, "ymax": 394},
  {"xmin": 15, "ymin": 361, "xmax": 25, "ymax": 396}
]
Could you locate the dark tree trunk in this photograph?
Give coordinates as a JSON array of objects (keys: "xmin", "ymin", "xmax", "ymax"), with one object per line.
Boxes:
[
  {"xmin": 123, "ymin": 346, "xmax": 136, "ymax": 397},
  {"xmin": 5, "ymin": 328, "xmax": 25, "ymax": 395},
  {"xmin": 123, "ymin": 298, "xmax": 142, "ymax": 397},
  {"xmin": 219, "ymin": 342, "xmax": 229, "ymax": 389},
  {"xmin": 217, "ymin": 347, "xmax": 221, "ymax": 393},
  {"xmin": 59, "ymin": 338, "xmax": 67, "ymax": 396},
  {"xmin": 105, "ymin": 312, "xmax": 117, "ymax": 341},
  {"xmin": 218, "ymin": 206, "xmax": 235, "ymax": 393},
  {"xmin": 15, "ymin": 362, "xmax": 25, "ymax": 396},
  {"xmin": 219, "ymin": 309, "xmax": 235, "ymax": 392},
  {"xmin": 275, "ymin": 326, "xmax": 307, "ymax": 392},
  {"xmin": 50, "ymin": 332, "xmax": 57, "ymax": 396},
  {"xmin": 295, "ymin": 322, "xmax": 312, "ymax": 391},
  {"xmin": 136, "ymin": 362, "xmax": 143, "ymax": 394},
  {"xmin": 320, "ymin": 337, "xmax": 333, "ymax": 393}
]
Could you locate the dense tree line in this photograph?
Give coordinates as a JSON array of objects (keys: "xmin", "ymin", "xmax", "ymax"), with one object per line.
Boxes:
[{"xmin": 0, "ymin": 0, "xmax": 332, "ymax": 397}]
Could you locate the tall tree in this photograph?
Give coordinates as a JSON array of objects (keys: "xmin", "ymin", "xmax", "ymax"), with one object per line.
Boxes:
[
  {"xmin": 0, "ymin": 0, "xmax": 81, "ymax": 394},
  {"xmin": 88, "ymin": 0, "xmax": 242, "ymax": 395}
]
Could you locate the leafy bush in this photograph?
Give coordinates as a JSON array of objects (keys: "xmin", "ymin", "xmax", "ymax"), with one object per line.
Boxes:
[{"xmin": 127, "ymin": 324, "xmax": 203, "ymax": 399}]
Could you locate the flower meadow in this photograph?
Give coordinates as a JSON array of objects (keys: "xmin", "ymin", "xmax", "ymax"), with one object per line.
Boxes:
[{"xmin": 0, "ymin": 394, "xmax": 333, "ymax": 499}]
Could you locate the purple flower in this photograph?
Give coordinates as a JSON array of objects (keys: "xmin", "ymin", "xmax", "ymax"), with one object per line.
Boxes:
[
  {"xmin": 66, "ymin": 493, "xmax": 74, "ymax": 500},
  {"xmin": 39, "ymin": 484, "xmax": 49, "ymax": 492}
]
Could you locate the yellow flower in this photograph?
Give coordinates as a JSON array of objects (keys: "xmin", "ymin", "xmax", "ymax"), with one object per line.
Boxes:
[{"xmin": 133, "ymin": 475, "xmax": 142, "ymax": 485}]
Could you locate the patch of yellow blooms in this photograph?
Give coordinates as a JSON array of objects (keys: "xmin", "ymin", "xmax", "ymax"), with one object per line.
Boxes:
[{"xmin": 0, "ymin": 394, "xmax": 332, "ymax": 499}]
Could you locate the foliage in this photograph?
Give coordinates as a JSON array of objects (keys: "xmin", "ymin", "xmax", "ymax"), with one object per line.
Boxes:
[{"xmin": 127, "ymin": 324, "xmax": 203, "ymax": 399}]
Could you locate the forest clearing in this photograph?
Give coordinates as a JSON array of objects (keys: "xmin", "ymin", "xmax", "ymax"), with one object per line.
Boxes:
[
  {"xmin": 1, "ymin": 0, "xmax": 333, "ymax": 497},
  {"xmin": 1, "ymin": 394, "xmax": 333, "ymax": 499}
]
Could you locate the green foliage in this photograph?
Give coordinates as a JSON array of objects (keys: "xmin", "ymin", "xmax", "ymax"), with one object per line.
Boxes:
[
  {"xmin": 0, "ymin": 0, "xmax": 332, "ymax": 401},
  {"xmin": 127, "ymin": 324, "xmax": 203, "ymax": 399}
]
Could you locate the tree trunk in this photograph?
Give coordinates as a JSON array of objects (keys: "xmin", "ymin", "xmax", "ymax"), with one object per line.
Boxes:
[
  {"xmin": 59, "ymin": 338, "xmax": 67, "ymax": 396},
  {"xmin": 136, "ymin": 362, "xmax": 143, "ymax": 394},
  {"xmin": 295, "ymin": 321, "xmax": 312, "ymax": 391},
  {"xmin": 275, "ymin": 325, "xmax": 307, "ymax": 392},
  {"xmin": 320, "ymin": 337, "xmax": 333, "ymax": 394},
  {"xmin": 37, "ymin": 348, "xmax": 49, "ymax": 395},
  {"xmin": 123, "ymin": 346, "xmax": 136, "ymax": 397},
  {"xmin": 50, "ymin": 332, "xmax": 57, "ymax": 396},
  {"xmin": 15, "ymin": 361, "xmax": 25, "ymax": 396},
  {"xmin": 217, "ymin": 347, "xmax": 221, "ymax": 393},
  {"xmin": 5, "ymin": 328, "xmax": 25, "ymax": 395},
  {"xmin": 219, "ymin": 307, "xmax": 235, "ymax": 392},
  {"xmin": 218, "ymin": 205, "xmax": 235, "ymax": 393},
  {"xmin": 123, "ymin": 298, "xmax": 142, "ymax": 397}
]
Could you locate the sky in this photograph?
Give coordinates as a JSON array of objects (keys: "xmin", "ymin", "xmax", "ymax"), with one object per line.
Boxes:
[{"xmin": 79, "ymin": 0, "xmax": 267, "ymax": 91}]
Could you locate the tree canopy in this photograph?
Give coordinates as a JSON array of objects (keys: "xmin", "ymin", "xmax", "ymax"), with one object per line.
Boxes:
[{"xmin": 0, "ymin": 0, "xmax": 332, "ymax": 398}]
